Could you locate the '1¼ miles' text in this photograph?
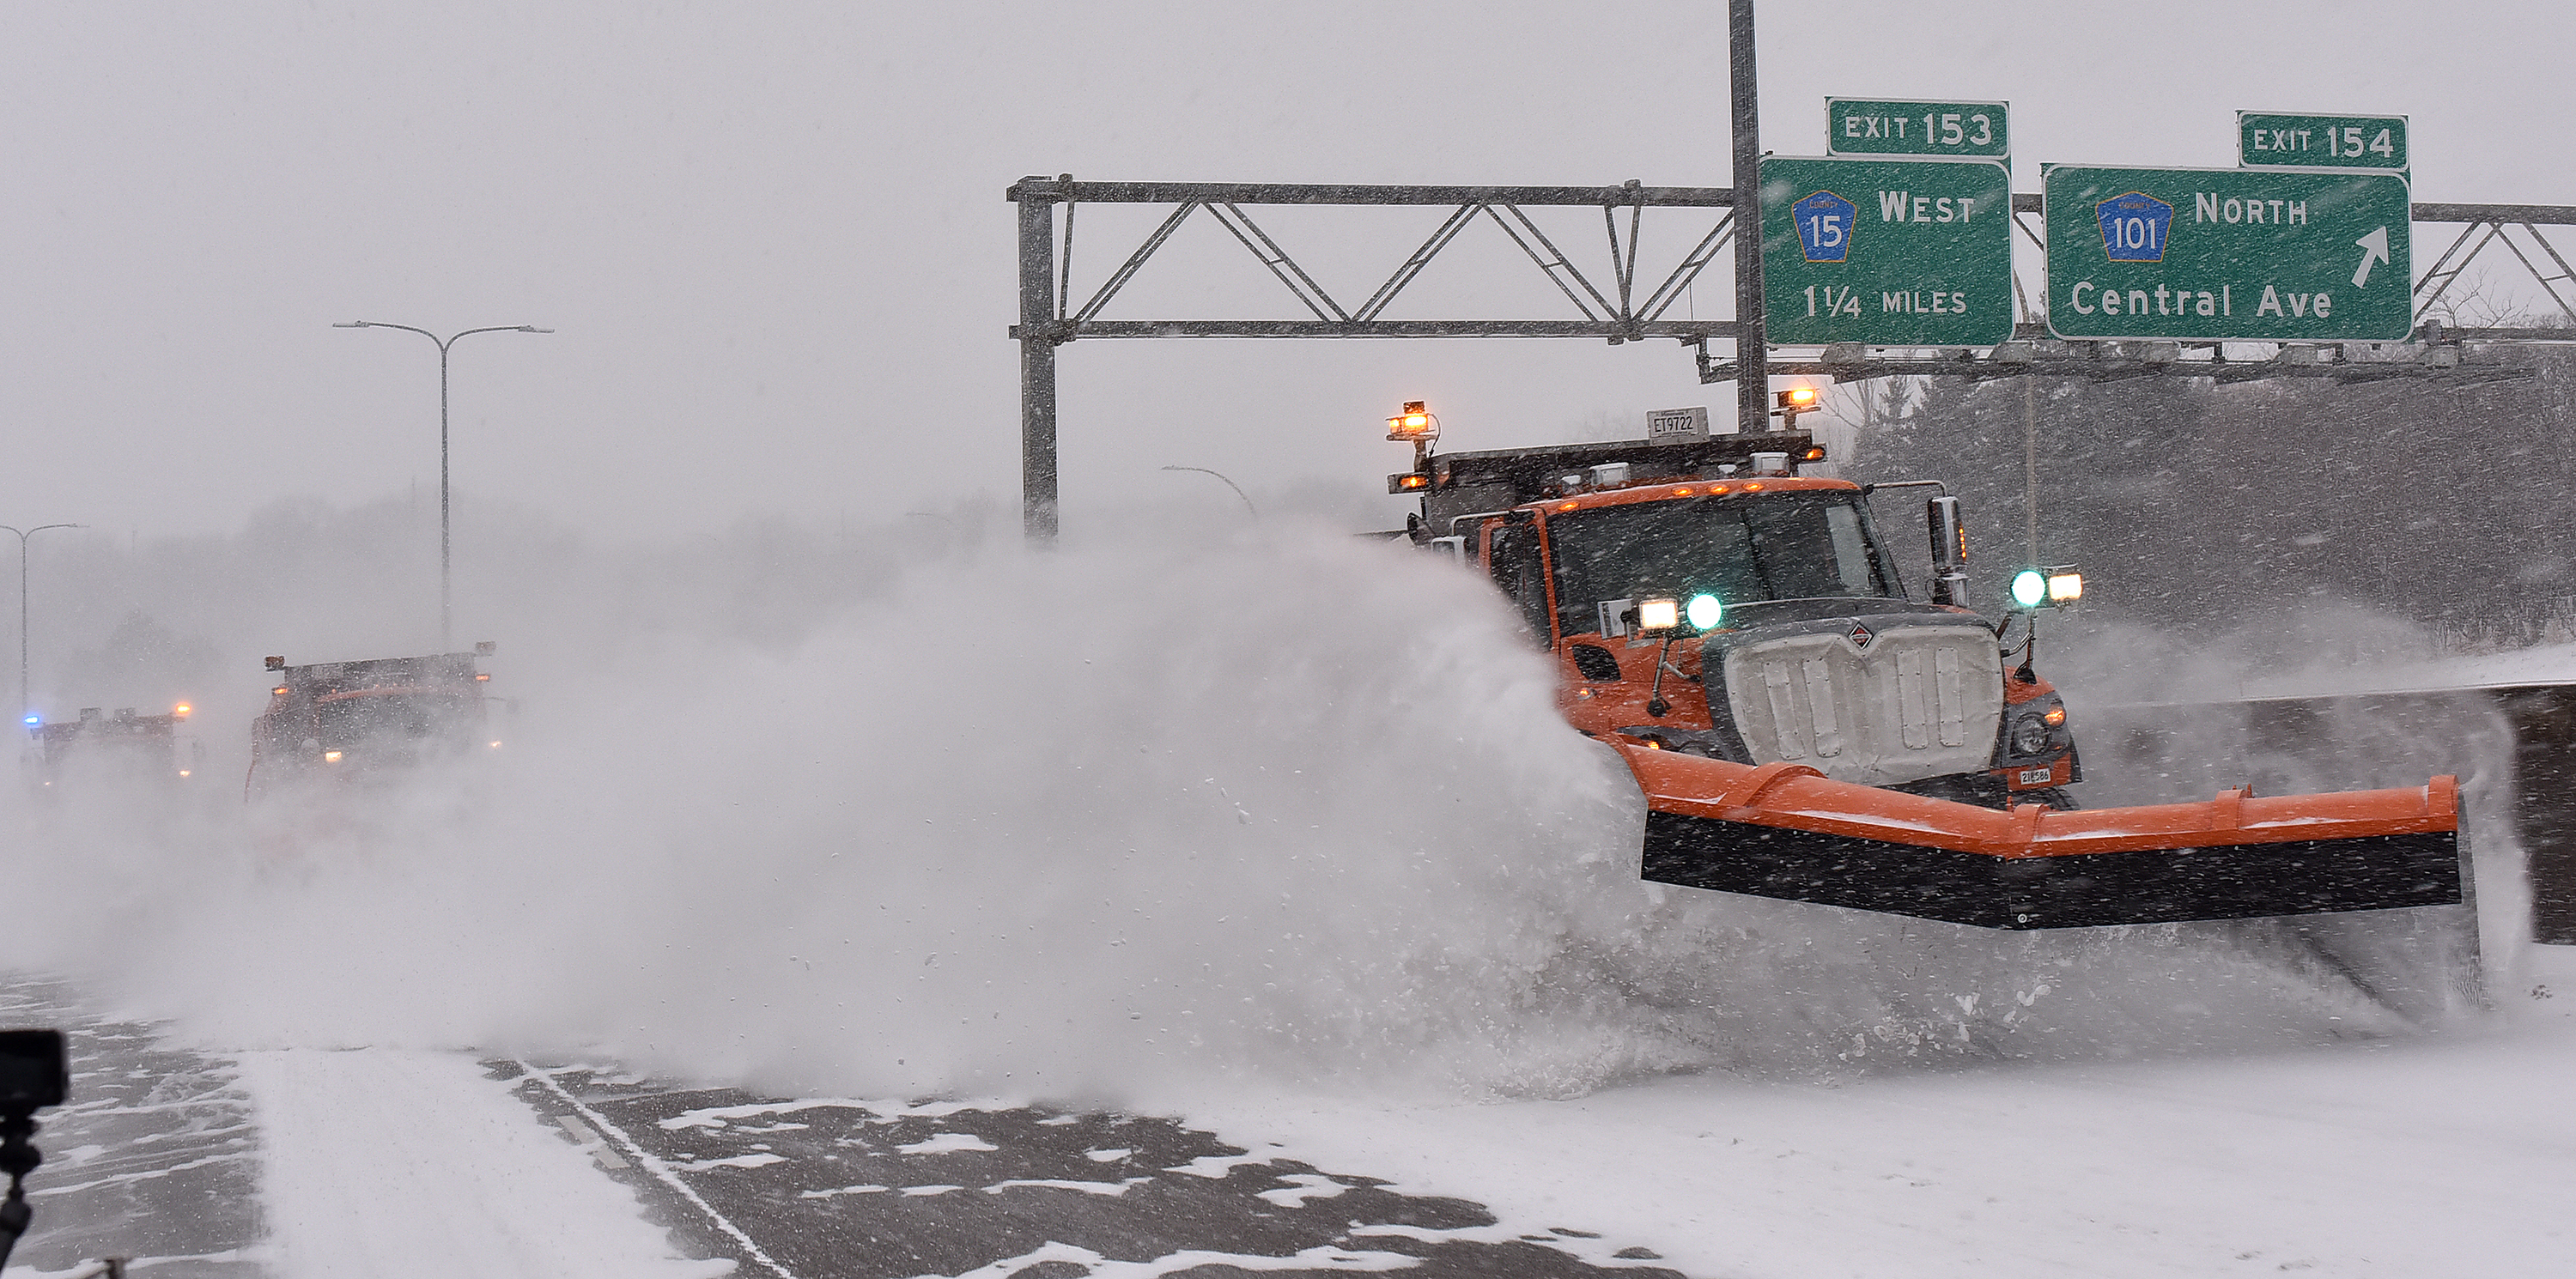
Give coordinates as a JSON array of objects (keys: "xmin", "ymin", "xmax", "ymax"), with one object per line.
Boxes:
[{"xmin": 1802, "ymin": 285, "xmax": 1969, "ymax": 317}]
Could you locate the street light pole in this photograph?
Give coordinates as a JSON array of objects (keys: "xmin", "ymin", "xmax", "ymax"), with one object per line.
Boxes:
[
  {"xmin": 335, "ymin": 321, "xmax": 551, "ymax": 650},
  {"xmin": 3, "ymin": 524, "xmax": 83, "ymax": 722}
]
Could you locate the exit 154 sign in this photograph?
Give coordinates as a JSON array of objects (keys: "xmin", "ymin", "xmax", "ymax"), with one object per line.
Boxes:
[
  {"xmin": 1759, "ymin": 155, "xmax": 2014, "ymax": 347},
  {"xmin": 2239, "ymin": 112, "xmax": 2408, "ymax": 171},
  {"xmin": 2044, "ymin": 164, "xmax": 2412, "ymax": 342}
]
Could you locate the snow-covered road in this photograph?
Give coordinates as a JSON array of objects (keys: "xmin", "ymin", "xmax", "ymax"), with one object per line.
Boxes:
[
  {"xmin": 1189, "ymin": 946, "xmax": 2576, "ymax": 1278},
  {"xmin": 13, "ymin": 947, "xmax": 2571, "ymax": 1278}
]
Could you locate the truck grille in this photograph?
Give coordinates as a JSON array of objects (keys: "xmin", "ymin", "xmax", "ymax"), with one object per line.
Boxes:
[{"xmin": 1717, "ymin": 622, "xmax": 2003, "ymax": 787}]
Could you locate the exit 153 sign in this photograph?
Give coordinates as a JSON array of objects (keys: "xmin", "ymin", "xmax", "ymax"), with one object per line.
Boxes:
[
  {"xmin": 1826, "ymin": 99, "xmax": 2009, "ymax": 159},
  {"xmin": 1760, "ymin": 155, "xmax": 2014, "ymax": 347}
]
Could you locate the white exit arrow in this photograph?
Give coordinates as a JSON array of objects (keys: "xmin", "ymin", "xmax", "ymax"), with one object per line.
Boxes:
[{"xmin": 2354, "ymin": 227, "xmax": 2391, "ymax": 288}]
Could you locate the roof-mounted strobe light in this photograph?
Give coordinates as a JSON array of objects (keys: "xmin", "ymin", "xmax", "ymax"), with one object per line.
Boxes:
[
  {"xmin": 1771, "ymin": 385, "xmax": 1820, "ymax": 430},
  {"xmin": 1386, "ymin": 398, "xmax": 1441, "ymax": 477},
  {"xmin": 1385, "ymin": 401, "xmax": 1437, "ymax": 443}
]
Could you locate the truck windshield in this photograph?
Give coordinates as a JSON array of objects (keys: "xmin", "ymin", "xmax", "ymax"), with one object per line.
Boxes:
[
  {"xmin": 315, "ymin": 693, "xmax": 475, "ymax": 749},
  {"xmin": 1546, "ymin": 490, "xmax": 1896, "ymax": 637}
]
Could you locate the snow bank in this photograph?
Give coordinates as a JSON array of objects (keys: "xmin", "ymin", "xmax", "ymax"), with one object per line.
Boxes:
[{"xmin": 236, "ymin": 1047, "xmax": 728, "ymax": 1278}]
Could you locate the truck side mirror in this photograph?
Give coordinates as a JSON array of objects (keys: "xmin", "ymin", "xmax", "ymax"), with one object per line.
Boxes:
[{"xmin": 1927, "ymin": 496, "xmax": 1969, "ymax": 607}]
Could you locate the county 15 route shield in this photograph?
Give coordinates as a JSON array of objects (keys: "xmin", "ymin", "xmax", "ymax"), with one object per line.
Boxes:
[{"xmin": 1759, "ymin": 155, "xmax": 2014, "ymax": 348}]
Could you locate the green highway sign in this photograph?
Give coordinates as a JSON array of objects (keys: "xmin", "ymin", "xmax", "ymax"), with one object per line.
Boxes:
[
  {"xmin": 2239, "ymin": 112, "xmax": 2408, "ymax": 171},
  {"xmin": 1826, "ymin": 99, "xmax": 2009, "ymax": 158},
  {"xmin": 2043, "ymin": 165, "xmax": 2412, "ymax": 342},
  {"xmin": 1760, "ymin": 155, "xmax": 2014, "ymax": 347}
]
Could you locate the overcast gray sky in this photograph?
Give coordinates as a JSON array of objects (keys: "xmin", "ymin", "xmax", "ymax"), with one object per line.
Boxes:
[{"xmin": 5, "ymin": 1, "xmax": 2571, "ymax": 540}]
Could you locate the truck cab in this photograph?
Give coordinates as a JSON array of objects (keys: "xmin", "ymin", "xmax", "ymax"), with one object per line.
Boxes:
[
  {"xmin": 1398, "ymin": 430, "xmax": 2078, "ymax": 808},
  {"xmin": 21, "ymin": 705, "xmax": 201, "ymax": 791},
  {"xmin": 248, "ymin": 650, "xmax": 499, "ymax": 794}
]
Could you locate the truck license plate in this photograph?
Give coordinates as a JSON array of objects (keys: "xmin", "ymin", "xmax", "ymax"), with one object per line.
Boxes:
[{"xmin": 2018, "ymin": 767, "xmax": 2054, "ymax": 786}]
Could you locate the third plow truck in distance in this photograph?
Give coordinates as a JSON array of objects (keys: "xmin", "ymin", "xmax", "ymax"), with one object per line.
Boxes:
[
  {"xmin": 246, "ymin": 646, "xmax": 501, "ymax": 797},
  {"xmin": 1380, "ymin": 400, "xmax": 2479, "ymax": 1007}
]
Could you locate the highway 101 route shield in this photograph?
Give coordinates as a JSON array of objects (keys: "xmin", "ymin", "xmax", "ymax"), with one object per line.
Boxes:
[
  {"xmin": 1759, "ymin": 155, "xmax": 2014, "ymax": 348},
  {"xmin": 2043, "ymin": 164, "xmax": 2412, "ymax": 342}
]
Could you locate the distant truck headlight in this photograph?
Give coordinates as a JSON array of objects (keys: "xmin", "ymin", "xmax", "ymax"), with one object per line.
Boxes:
[{"xmin": 323, "ymin": 749, "xmax": 343, "ymax": 763}]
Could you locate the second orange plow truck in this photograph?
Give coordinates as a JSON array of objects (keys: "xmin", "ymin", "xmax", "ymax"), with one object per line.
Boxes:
[{"xmin": 1380, "ymin": 400, "xmax": 2476, "ymax": 967}]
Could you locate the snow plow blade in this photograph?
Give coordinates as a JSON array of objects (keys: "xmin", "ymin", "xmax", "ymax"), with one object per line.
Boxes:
[{"xmin": 1617, "ymin": 739, "xmax": 2466, "ymax": 930}]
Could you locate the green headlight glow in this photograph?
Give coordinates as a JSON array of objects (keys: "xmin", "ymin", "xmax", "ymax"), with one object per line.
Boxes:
[
  {"xmin": 1686, "ymin": 593, "xmax": 1723, "ymax": 629},
  {"xmin": 2010, "ymin": 569, "xmax": 2047, "ymax": 609}
]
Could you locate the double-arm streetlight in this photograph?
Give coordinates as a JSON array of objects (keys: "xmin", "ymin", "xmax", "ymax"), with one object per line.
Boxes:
[
  {"xmin": 3, "ymin": 523, "xmax": 84, "ymax": 724},
  {"xmin": 334, "ymin": 320, "xmax": 552, "ymax": 649}
]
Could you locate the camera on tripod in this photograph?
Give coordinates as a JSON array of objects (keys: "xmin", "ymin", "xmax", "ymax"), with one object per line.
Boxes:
[
  {"xmin": 0, "ymin": 1028, "xmax": 70, "ymax": 1274},
  {"xmin": 0, "ymin": 1033, "xmax": 67, "ymax": 1115}
]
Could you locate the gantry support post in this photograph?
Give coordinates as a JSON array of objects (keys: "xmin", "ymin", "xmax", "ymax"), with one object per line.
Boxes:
[
  {"xmin": 1728, "ymin": 0, "xmax": 1767, "ymax": 436},
  {"xmin": 1017, "ymin": 178, "xmax": 1062, "ymax": 542}
]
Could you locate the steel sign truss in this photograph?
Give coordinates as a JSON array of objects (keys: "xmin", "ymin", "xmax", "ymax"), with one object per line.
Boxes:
[
  {"xmin": 1009, "ymin": 177, "xmax": 1749, "ymax": 346},
  {"xmin": 1007, "ymin": 178, "xmax": 2576, "ymax": 536}
]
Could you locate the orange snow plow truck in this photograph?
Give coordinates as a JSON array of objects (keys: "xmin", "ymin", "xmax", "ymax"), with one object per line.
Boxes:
[
  {"xmin": 1383, "ymin": 403, "xmax": 2471, "ymax": 936},
  {"xmin": 246, "ymin": 647, "xmax": 498, "ymax": 796}
]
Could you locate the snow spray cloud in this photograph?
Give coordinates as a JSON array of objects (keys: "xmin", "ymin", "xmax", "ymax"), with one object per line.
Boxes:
[{"xmin": 0, "ymin": 512, "xmax": 2480, "ymax": 1107}]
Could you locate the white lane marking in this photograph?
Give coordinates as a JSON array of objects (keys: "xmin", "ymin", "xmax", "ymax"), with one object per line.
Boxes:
[
  {"xmin": 1164, "ymin": 1151, "xmax": 1273, "ymax": 1179},
  {"xmin": 986, "ymin": 1177, "xmax": 1151, "ymax": 1197},
  {"xmin": 1256, "ymin": 1173, "xmax": 1350, "ymax": 1208},
  {"xmin": 670, "ymin": 1153, "xmax": 789, "ymax": 1173},
  {"xmin": 941, "ymin": 1240, "xmax": 1423, "ymax": 1276},
  {"xmin": 516, "ymin": 1061, "xmax": 800, "ymax": 1279},
  {"xmin": 896, "ymin": 1133, "xmax": 997, "ymax": 1155},
  {"xmin": 554, "ymin": 1113, "xmax": 632, "ymax": 1169}
]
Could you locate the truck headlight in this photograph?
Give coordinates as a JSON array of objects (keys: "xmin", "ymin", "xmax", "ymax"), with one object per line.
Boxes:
[{"xmin": 2009, "ymin": 712, "xmax": 2051, "ymax": 755}]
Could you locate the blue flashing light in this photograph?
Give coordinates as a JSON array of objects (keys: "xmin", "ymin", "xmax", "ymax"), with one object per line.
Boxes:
[{"xmin": 21, "ymin": 714, "xmax": 39, "ymax": 727}]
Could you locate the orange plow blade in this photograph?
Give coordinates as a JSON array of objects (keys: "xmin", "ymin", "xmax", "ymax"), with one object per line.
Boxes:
[{"xmin": 1617, "ymin": 739, "xmax": 2466, "ymax": 930}]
